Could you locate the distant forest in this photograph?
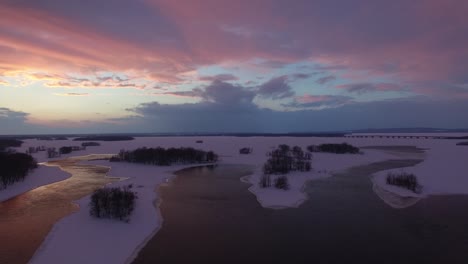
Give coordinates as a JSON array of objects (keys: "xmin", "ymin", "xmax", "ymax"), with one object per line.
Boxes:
[
  {"xmin": 0, "ymin": 139, "xmax": 38, "ymax": 189},
  {"xmin": 111, "ymin": 147, "xmax": 218, "ymax": 165},
  {"xmin": 0, "ymin": 139, "xmax": 23, "ymax": 151},
  {"xmin": 307, "ymin": 143, "xmax": 360, "ymax": 154},
  {"xmin": 73, "ymin": 136, "xmax": 134, "ymax": 141}
]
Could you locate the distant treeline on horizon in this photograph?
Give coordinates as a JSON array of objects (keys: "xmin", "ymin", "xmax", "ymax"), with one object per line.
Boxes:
[{"xmin": 1, "ymin": 128, "xmax": 468, "ymax": 139}]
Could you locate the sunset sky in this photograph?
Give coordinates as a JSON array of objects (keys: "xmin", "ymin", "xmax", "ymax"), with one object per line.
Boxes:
[{"xmin": 1, "ymin": 0, "xmax": 467, "ymax": 134}]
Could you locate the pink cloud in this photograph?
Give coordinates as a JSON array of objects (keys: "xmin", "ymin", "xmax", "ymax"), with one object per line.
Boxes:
[{"xmin": 0, "ymin": 0, "xmax": 466, "ymax": 96}]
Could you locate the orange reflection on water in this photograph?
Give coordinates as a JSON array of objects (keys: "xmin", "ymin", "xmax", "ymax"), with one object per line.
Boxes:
[{"xmin": 0, "ymin": 154, "xmax": 120, "ymax": 264}]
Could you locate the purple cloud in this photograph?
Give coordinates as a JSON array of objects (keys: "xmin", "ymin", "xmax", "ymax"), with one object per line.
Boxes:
[
  {"xmin": 316, "ymin": 75, "xmax": 336, "ymax": 85},
  {"xmin": 337, "ymin": 83, "xmax": 405, "ymax": 94},
  {"xmin": 198, "ymin": 74, "xmax": 239, "ymax": 82},
  {"xmin": 286, "ymin": 94, "xmax": 353, "ymax": 108},
  {"xmin": 257, "ymin": 76, "xmax": 295, "ymax": 99}
]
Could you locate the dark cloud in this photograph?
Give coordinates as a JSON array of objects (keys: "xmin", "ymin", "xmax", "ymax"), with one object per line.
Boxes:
[
  {"xmin": 290, "ymin": 73, "xmax": 313, "ymax": 81},
  {"xmin": 163, "ymin": 77, "xmax": 296, "ymax": 102},
  {"xmin": 0, "ymin": 107, "xmax": 31, "ymax": 134},
  {"xmin": 198, "ymin": 74, "xmax": 239, "ymax": 82},
  {"xmin": 254, "ymin": 60, "xmax": 288, "ymax": 69},
  {"xmin": 286, "ymin": 94, "xmax": 353, "ymax": 108},
  {"xmin": 316, "ymin": 75, "xmax": 336, "ymax": 85},
  {"xmin": 337, "ymin": 83, "xmax": 405, "ymax": 94},
  {"xmin": 3, "ymin": 97, "xmax": 468, "ymax": 134},
  {"xmin": 122, "ymin": 97, "xmax": 468, "ymax": 133},
  {"xmin": 257, "ymin": 76, "xmax": 295, "ymax": 99},
  {"xmin": 161, "ymin": 80, "xmax": 256, "ymax": 107}
]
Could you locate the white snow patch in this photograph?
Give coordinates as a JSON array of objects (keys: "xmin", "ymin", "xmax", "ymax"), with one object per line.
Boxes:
[
  {"xmin": 14, "ymin": 136, "xmax": 468, "ymax": 264},
  {"xmin": 372, "ymin": 140, "xmax": 468, "ymax": 198},
  {"xmin": 30, "ymin": 160, "xmax": 212, "ymax": 264}
]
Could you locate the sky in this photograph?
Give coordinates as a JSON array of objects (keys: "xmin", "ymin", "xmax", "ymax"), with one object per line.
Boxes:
[{"xmin": 0, "ymin": 0, "xmax": 467, "ymax": 134}]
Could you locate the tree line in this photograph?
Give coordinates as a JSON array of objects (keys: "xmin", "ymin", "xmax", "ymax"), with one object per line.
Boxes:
[
  {"xmin": 111, "ymin": 147, "xmax": 219, "ymax": 165},
  {"xmin": 0, "ymin": 139, "xmax": 23, "ymax": 151},
  {"xmin": 307, "ymin": 143, "xmax": 360, "ymax": 154},
  {"xmin": 73, "ymin": 136, "xmax": 134, "ymax": 141},
  {"xmin": 0, "ymin": 151, "xmax": 37, "ymax": 189}
]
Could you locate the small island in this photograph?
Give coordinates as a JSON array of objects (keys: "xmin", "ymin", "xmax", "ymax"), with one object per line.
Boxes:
[
  {"xmin": 307, "ymin": 143, "xmax": 360, "ymax": 154},
  {"xmin": 110, "ymin": 147, "xmax": 218, "ymax": 165},
  {"xmin": 89, "ymin": 184, "xmax": 137, "ymax": 222}
]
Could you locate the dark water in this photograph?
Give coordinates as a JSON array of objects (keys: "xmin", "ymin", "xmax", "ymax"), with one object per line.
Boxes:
[
  {"xmin": 0, "ymin": 155, "xmax": 118, "ymax": 264},
  {"xmin": 133, "ymin": 161, "xmax": 468, "ymax": 264}
]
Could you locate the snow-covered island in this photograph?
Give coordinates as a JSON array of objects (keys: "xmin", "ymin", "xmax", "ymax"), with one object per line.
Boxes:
[{"xmin": 2, "ymin": 136, "xmax": 467, "ymax": 264}]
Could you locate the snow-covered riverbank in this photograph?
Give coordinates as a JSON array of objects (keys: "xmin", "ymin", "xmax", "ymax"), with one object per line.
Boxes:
[
  {"xmin": 30, "ymin": 160, "xmax": 207, "ymax": 264},
  {"xmin": 7, "ymin": 136, "xmax": 468, "ymax": 263},
  {"xmin": 0, "ymin": 165, "xmax": 70, "ymax": 202},
  {"xmin": 371, "ymin": 141, "xmax": 468, "ymax": 201}
]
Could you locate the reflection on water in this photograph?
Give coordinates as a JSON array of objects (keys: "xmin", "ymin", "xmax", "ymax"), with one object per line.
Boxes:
[
  {"xmin": 133, "ymin": 161, "xmax": 468, "ymax": 264},
  {"xmin": 0, "ymin": 154, "xmax": 119, "ymax": 264}
]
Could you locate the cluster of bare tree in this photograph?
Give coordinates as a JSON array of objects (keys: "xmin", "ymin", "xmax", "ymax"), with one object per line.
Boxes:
[
  {"xmin": 45, "ymin": 146, "xmax": 85, "ymax": 158},
  {"xmin": 111, "ymin": 147, "xmax": 218, "ymax": 166},
  {"xmin": 0, "ymin": 139, "xmax": 22, "ymax": 151},
  {"xmin": 386, "ymin": 172, "xmax": 422, "ymax": 193},
  {"xmin": 89, "ymin": 185, "xmax": 137, "ymax": 222},
  {"xmin": 239, "ymin": 147, "xmax": 252, "ymax": 154},
  {"xmin": 0, "ymin": 151, "xmax": 37, "ymax": 189},
  {"xmin": 81, "ymin": 142, "xmax": 101, "ymax": 147},
  {"xmin": 260, "ymin": 145, "xmax": 312, "ymax": 190},
  {"xmin": 26, "ymin": 146, "xmax": 46, "ymax": 154},
  {"xmin": 263, "ymin": 145, "xmax": 311, "ymax": 175},
  {"xmin": 307, "ymin": 143, "xmax": 360, "ymax": 154}
]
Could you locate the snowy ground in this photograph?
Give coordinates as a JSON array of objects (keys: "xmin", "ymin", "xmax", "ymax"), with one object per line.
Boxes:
[
  {"xmin": 371, "ymin": 140, "xmax": 468, "ymax": 198},
  {"xmin": 30, "ymin": 160, "xmax": 203, "ymax": 264},
  {"xmin": 0, "ymin": 164, "xmax": 71, "ymax": 202},
  {"xmin": 13, "ymin": 136, "xmax": 468, "ymax": 207},
  {"xmin": 7, "ymin": 136, "xmax": 468, "ymax": 263}
]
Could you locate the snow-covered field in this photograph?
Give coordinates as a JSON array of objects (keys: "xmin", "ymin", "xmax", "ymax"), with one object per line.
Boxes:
[
  {"xmin": 5, "ymin": 136, "xmax": 468, "ymax": 263},
  {"xmin": 30, "ymin": 160, "xmax": 199, "ymax": 264},
  {"xmin": 372, "ymin": 140, "xmax": 468, "ymax": 198}
]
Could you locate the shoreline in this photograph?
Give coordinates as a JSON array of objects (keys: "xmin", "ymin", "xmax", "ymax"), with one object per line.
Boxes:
[
  {"xmin": 240, "ymin": 148, "xmax": 403, "ymax": 209},
  {"xmin": 6, "ymin": 136, "xmax": 467, "ymax": 263},
  {"xmin": 0, "ymin": 164, "xmax": 71, "ymax": 203},
  {"xmin": 123, "ymin": 164, "xmax": 210, "ymax": 264},
  {"xmin": 30, "ymin": 160, "xmax": 218, "ymax": 264},
  {"xmin": 124, "ymin": 163, "xmax": 247, "ymax": 263}
]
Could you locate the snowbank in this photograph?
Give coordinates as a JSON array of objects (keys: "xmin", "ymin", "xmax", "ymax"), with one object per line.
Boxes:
[
  {"xmin": 241, "ymin": 149, "xmax": 397, "ymax": 209},
  {"xmin": 30, "ymin": 160, "xmax": 211, "ymax": 264},
  {"xmin": 16, "ymin": 136, "xmax": 463, "ymax": 209},
  {"xmin": 372, "ymin": 184, "xmax": 422, "ymax": 209},
  {"xmin": 371, "ymin": 141, "xmax": 468, "ymax": 199},
  {"xmin": 15, "ymin": 136, "xmax": 467, "ymax": 209},
  {"xmin": 0, "ymin": 164, "xmax": 71, "ymax": 202},
  {"xmin": 16, "ymin": 136, "xmax": 468, "ymax": 264}
]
